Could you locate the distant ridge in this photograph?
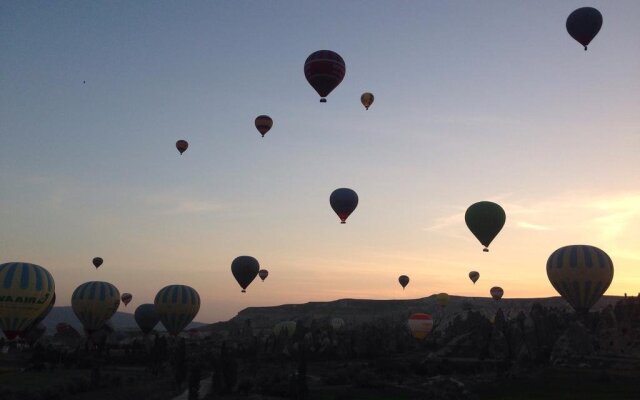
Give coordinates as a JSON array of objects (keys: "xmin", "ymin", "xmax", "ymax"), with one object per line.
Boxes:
[
  {"xmin": 38, "ymin": 306, "xmax": 206, "ymax": 335},
  {"xmin": 203, "ymin": 295, "xmax": 623, "ymax": 331}
]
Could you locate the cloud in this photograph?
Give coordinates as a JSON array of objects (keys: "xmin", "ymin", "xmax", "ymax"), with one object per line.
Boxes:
[
  {"xmin": 516, "ymin": 221, "xmax": 551, "ymax": 231},
  {"xmin": 164, "ymin": 199, "xmax": 224, "ymax": 215}
]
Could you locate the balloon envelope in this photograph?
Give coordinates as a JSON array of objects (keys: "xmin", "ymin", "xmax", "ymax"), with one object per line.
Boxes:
[
  {"xmin": 469, "ymin": 271, "xmax": 480, "ymax": 284},
  {"xmin": 21, "ymin": 292, "xmax": 56, "ymax": 339},
  {"xmin": 436, "ymin": 293, "xmax": 449, "ymax": 308},
  {"xmin": 330, "ymin": 317, "xmax": 345, "ymax": 330},
  {"xmin": 154, "ymin": 285, "xmax": 200, "ymax": 336},
  {"xmin": 490, "ymin": 287, "xmax": 504, "ymax": 301},
  {"xmin": 546, "ymin": 245, "xmax": 613, "ymax": 314},
  {"xmin": 231, "ymin": 256, "xmax": 260, "ymax": 292},
  {"xmin": 330, "ymin": 188, "xmax": 358, "ymax": 224},
  {"xmin": 71, "ymin": 281, "xmax": 120, "ymax": 334},
  {"xmin": 121, "ymin": 293, "xmax": 132, "ymax": 306},
  {"xmin": 398, "ymin": 275, "xmax": 410, "ymax": 289},
  {"xmin": 408, "ymin": 313, "xmax": 433, "ymax": 339},
  {"xmin": 258, "ymin": 269, "xmax": 269, "ymax": 282},
  {"xmin": 465, "ymin": 201, "xmax": 506, "ymax": 252},
  {"xmin": 176, "ymin": 140, "xmax": 189, "ymax": 155},
  {"xmin": 92, "ymin": 257, "xmax": 103, "ymax": 269},
  {"xmin": 361, "ymin": 92, "xmax": 374, "ymax": 110},
  {"xmin": 134, "ymin": 303, "xmax": 159, "ymax": 335},
  {"xmin": 304, "ymin": 50, "xmax": 346, "ymax": 102},
  {"xmin": 255, "ymin": 115, "xmax": 273, "ymax": 137},
  {"xmin": 566, "ymin": 7, "xmax": 602, "ymax": 50},
  {"xmin": 274, "ymin": 321, "xmax": 296, "ymax": 337},
  {"xmin": 0, "ymin": 262, "xmax": 55, "ymax": 340}
]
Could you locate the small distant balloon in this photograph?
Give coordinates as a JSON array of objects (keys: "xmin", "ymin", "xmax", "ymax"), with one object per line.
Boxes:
[
  {"xmin": 231, "ymin": 256, "xmax": 260, "ymax": 293},
  {"xmin": 92, "ymin": 257, "xmax": 103, "ymax": 269},
  {"xmin": 566, "ymin": 7, "xmax": 603, "ymax": 50},
  {"xmin": 398, "ymin": 275, "xmax": 410, "ymax": 290},
  {"xmin": 259, "ymin": 269, "xmax": 269, "ymax": 282},
  {"xmin": 360, "ymin": 92, "xmax": 374, "ymax": 110},
  {"xmin": 465, "ymin": 201, "xmax": 506, "ymax": 252},
  {"xmin": 436, "ymin": 293, "xmax": 450, "ymax": 308},
  {"xmin": 469, "ymin": 271, "xmax": 480, "ymax": 284},
  {"xmin": 490, "ymin": 286, "xmax": 504, "ymax": 301},
  {"xmin": 121, "ymin": 293, "xmax": 132, "ymax": 306},
  {"xmin": 176, "ymin": 140, "xmax": 189, "ymax": 155},
  {"xmin": 255, "ymin": 115, "xmax": 273, "ymax": 137},
  {"xmin": 304, "ymin": 50, "xmax": 346, "ymax": 103},
  {"xmin": 330, "ymin": 188, "xmax": 358, "ymax": 224}
]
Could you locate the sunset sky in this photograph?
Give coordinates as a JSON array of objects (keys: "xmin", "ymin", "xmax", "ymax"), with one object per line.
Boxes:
[{"xmin": 1, "ymin": 1, "xmax": 639, "ymax": 323}]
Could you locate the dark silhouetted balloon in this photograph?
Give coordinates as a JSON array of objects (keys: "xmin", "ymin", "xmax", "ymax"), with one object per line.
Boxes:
[
  {"xmin": 361, "ymin": 92, "xmax": 374, "ymax": 110},
  {"xmin": 259, "ymin": 269, "xmax": 269, "ymax": 282},
  {"xmin": 176, "ymin": 140, "xmax": 189, "ymax": 155},
  {"xmin": 330, "ymin": 188, "xmax": 358, "ymax": 224},
  {"xmin": 154, "ymin": 285, "xmax": 200, "ymax": 336},
  {"xmin": 436, "ymin": 293, "xmax": 450, "ymax": 308},
  {"xmin": 121, "ymin": 293, "xmax": 132, "ymax": 306},
  {"xmin": 490, "ymin": 286, "xmax": 504, "ymax": 300},
  {"xmin": 0, "ymin": 262, "xmax": 55, "ymax": 340},
  {"xmin": 255, "ymin": 115, "xmax": 273, "ymax": 137},
  {"xmin": 304, "ymin": 50, "xmax": 346, "ymax": 102},
  {"xmin": 398, "ymin": 275, "xmax": 409, "ymax": 289},
  {"xmin": 231, "ymin": 256, "xmax": 260, "ymax": 292},
  {"xmin": 566, "ymin": 7, "xmax": 603, "ymax": 50},
  {"xmin": 465, "ymin": 201, "xmax": 506, "ymax": 252},
  {"xmin": 546, "ymin": 244, "xmax": 613, "ymax": 314},
  {"xmin": 92, "ymin": 257, "xmax": 103, "ymax": 269},
  {"xmin": 134, "ymin": 303, "xmax": 159, "ymax": 335},
  {"xmin": 469, "ymin": 271, "xmax": 480, "ymax": 284}
]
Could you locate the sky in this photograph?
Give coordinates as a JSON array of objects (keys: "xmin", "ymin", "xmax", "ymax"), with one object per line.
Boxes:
[{"xmin": 1, "ymin": 1, "xmax": 639, "ymax": 323}]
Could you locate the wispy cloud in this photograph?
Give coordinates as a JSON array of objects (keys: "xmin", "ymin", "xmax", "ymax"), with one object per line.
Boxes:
[
  {"xmin": 516, "ymin": 221, "xmax": 551, "ymax": 231},
  {"xmin": 164, "ymin": 199, "xmax": 224, "ymax": 215}
]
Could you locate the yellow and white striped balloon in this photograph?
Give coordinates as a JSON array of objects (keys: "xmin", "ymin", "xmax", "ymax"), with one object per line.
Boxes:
[
  {"xmin": 71, "ymin": 281, "xmax": 120, "ymax": 333},
  {"xmin": 0, "ymin": 262, "xmax": 55, "ymax": 340}
]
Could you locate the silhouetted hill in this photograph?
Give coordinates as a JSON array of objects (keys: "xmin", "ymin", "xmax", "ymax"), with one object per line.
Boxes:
[
  {"xmin": 204, "ymin": 295, "xmax": 623, "ymax": 332},
  {"xmin": 39, "ymin": 306, "xmax": 206, "ymax": 334}
]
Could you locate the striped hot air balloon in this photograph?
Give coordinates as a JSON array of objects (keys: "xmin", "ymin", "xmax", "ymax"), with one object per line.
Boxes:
[
  {"xmin": 154, "ymin": 285, "xmax": 200, "ymax": 336},
  {"xmin": 71, "ymin": 281, "xmax": 120, "ymax": 334},
  {"xmin": 0, "ymin": 262, "xmax": 55, "ymax": 340},
  {"xmin": 408, "ymin": 313, "xmax": 433, "ymax": 339},
  {"xmin": 546, "ymin": 245, "xmax": 613, "ymax": 315},
  {"xmin": 304, "ymin": 50, "xmax": 346, "ymax": 102}
]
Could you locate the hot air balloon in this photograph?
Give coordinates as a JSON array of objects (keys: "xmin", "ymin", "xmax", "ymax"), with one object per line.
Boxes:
[
  {"xmin": 154, "ymin": 285, "xmax": 200, "ymax": 336},
  {"xmin": 436, "ymin": 293, "xmax": 450, "ymax": 308},
  {"xmin": 71, "ymin": 281, "xmax": 120, "ymax": 334},
  {"xmin": 398, "ymin": 275, "xmax": 410, "ymax": 290},
  {"xmin": 255, "ymin": 115, "xmax": 273, "ymax": 137},
  {"xmin": 408, "ymin": 313, "xmax": 433, "ymax": 339},
  {"xmin": 121, "ymin": 293, "xmax": 132, "ymax": 306},
  {"xmin": 304, "ymin": 50, "xmax": 346, "ymax": 102},
  {"xmin": 176, "ymin": 140, "xmax": 189, "ymax": 155},
  {"xmin": 465, "ymin": 201, "xmax": 506, "ymax": 252},
  {"xmin": 21, "ymin": 292, "xmax": 56, "ymax": 339},
  {"xmin": 0, "ymin": 262, "xmax": 55, "ymax": 340},
  {"xmin": 330, "ymin": 188, "xmax": 358, "ymax": 224},
  {"xmin": 469, "ymin": 271, "xmax": 480, "ymax": 284},
  {"xmin": 134, "ymin": 303, "xmax": 159, "ymax": 335},
  {"xmin": 274, "ymin": 321, "xmax": 297, "ymax": 337},
  {"xmin": 231, "ymin": 256, "xmax": 260, "ymax": 293},
  {"xmin": 258, "ymin": 269, "xmax": 269, "ymax": 282},
  {"xmin": 566, "ymin": 7, "xmax": 603, "ymax": 50},
  {"xmin": 360, "ymin": 92, "xmax": 374, "ymax": 110},
  {"xmin": 490, "ymin": 286, "xmax": 504, "ymax": 301},
  {"xmin": 92, "ymin": 257, "xmax": 103, "ymax": 269},
  {"xmin": 546, "ymin": 245, "xmax": 613, "ymax": 315},
  {"xmin": 330, "ymin": 317, "xmax": 345, "ymax": 331}
]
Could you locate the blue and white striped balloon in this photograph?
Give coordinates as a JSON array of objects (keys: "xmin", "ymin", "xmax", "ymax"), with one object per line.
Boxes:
[
  {"xmin": 71, "ymin": 281, "xmax": 120, "ymax": 333},
  {"xmin": 154, "ymin": 285, "xmax": 200, "ymax": 336}
]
